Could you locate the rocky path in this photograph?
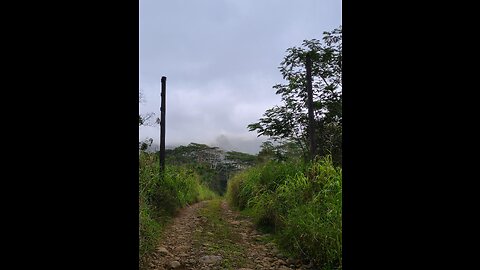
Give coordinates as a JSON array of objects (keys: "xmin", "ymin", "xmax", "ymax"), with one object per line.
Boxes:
[{"xmin": 147, "ymin": 199, "xmax": 314, "ymax": 270}]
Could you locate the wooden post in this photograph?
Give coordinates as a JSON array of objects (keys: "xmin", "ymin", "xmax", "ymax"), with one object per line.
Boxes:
[
  {"xmin": 306, "ymin": 53, "xmax": 316, "ymax": 161},
  {"xmin": 160, "ymin": 76, "xmax": 166, "ymax": 172}
]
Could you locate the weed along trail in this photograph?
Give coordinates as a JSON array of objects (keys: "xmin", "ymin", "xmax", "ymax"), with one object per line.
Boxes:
[{"xmin": 148, "ymin": 198, "xmax": 312, "ymax": 270}]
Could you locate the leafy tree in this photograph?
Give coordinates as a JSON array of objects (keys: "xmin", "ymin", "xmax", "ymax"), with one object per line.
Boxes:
[
  {"xmin": 164, "ymin": 143, "xmax": 258, "ymax": 194},
  {"xmin": 139, "ymin": 112, "xmax": 156, "ymax": 127},
  {"xmin": 256, "ymin": 140, "xmax": 304, "ymax": 163},
  {"xmin": 225, "ymin": 151, "xmax": 256, "ymax": 167},
  {"xmin": 140, "ymin": 138, "xmax": 153, "ymax": 151},
  {"xmin": 139, "ymin": 89, "xmax": 159, "ymax": 127},
  {"xmin": 139, "ymin": 89, "xmax": 157, "ymax": 151},
  {"xmin": 256, "ymin": 141, "xmax": 276, "ymax": 163},
  {"xmin": 248, "ymin": 27, "xmax": 342, "ymax": 165}
]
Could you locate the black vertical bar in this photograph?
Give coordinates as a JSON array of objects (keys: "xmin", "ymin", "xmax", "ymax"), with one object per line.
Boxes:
[
  {"xmin": 306, "ymin": 53, "xmax": 316, "ymax": 160},
  {"xmin": 160, "ymin": 76, "xmax": 166, "ymax": 172}
]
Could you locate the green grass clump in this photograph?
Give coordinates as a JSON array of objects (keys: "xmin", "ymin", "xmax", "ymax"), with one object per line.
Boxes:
[
  {"xmin": 193, "ymin": 199, "xmax": 247, "ymax": 269},
  {"xmin": 226, "ymin": 155, "xmax": 342, "ymax": 269},
  {"xmin": 139, "ymin": 151, "xmax": 217, "ymax": 269}
]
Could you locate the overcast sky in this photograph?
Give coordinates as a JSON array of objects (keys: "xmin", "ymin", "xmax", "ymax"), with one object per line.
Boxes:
[{"xmin": 139, "ymin": 0, "xmax": 341, "ymax": 154}]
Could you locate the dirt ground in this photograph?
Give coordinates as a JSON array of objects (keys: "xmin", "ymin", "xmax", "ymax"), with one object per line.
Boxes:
[{"xmin": 146, "ymin": 199, "xmax": 315, "ymax": 270}]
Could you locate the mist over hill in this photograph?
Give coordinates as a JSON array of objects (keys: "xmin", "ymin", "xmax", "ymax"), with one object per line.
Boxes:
[{"xmin": 142, "ymin": 134, "xmax": 266, "ymax": 155}]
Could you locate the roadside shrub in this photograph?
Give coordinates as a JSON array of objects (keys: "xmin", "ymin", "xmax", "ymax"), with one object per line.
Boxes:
[
  {"xmin": 226, "ymin": 155, "xmax": 342, "ymax": 269},
  {"xmin": 139, "ymin": 151, "xmax": 216, "ymax": 269}
]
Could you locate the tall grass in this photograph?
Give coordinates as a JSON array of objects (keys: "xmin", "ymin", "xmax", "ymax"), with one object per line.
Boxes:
[
  {"xmin": 226, "ymin": 156, "xmax": 342, "ymax": 269},
  {"xmin": 139, "ymin": 151, "xmax": 216, "ymax": 269}
]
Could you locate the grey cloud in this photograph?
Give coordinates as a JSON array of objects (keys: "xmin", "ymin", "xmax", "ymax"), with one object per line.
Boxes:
[{"xmin": 140, "ymin": 0, "xmax": 341, "ymax": 154}]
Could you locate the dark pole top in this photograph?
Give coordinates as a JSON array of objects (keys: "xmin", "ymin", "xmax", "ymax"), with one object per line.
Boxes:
[{"xmin": 161, "ymin": 76, "xmax": 166, "ymax": 82}]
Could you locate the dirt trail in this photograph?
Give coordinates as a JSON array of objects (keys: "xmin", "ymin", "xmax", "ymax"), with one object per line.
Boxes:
[{"xmin": 147, "ymin": 199, "xmax": 314, "ymax": 270}]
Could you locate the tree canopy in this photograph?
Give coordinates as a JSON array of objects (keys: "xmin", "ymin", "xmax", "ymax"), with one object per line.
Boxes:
[
  {"xmin": 248, "ymin": 26, "xmax": 342, "ymax": 165},
  {"xmin": 164, "ymin": 143, "xmax": 257, "ymax": 194}
]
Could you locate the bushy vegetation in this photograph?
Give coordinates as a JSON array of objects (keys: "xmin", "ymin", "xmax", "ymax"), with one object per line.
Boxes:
[
  {"xmin": 165, "ymin": 143, "xmax": 257, "ymax": 194},
  {"xmin": 227, "ymin": 155, "xmax": 342, "ymax": 269},
  {"xmin": 248, "ymin": 27, "xmax": 342, "ymax": 166},
  {"xmin": 139, "ymin": 151, "xmax": 216, "ymax": 269}
]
